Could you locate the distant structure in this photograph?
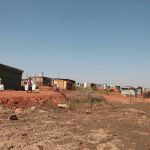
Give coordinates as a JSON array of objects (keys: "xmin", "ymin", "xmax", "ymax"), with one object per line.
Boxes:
[
  {"xmin": 120, "ymin": 86, "xmax": 142, "ymax": 96},
  {"xmin": 143, "ymin": 88, "xmax": 150, "ymax": 93},
  {"xmin": 0, "ymin": 63, "xmax": 23, "ymax": 90},
  {"xmin": 30, "ymin": 76, "xmax": 52, "ymax": 88},
  {"xmin": 53, "ymin": 78, "xmax": 76, "ymax": 90},
  {"xmin": 83, "ymin": 82, "xmax": 97, "ymax": 89}
]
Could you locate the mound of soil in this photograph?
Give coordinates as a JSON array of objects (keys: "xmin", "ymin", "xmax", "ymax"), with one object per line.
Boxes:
[{"xmin": 0, "ymin": 91, "xmax": 66, "ymax": 109}]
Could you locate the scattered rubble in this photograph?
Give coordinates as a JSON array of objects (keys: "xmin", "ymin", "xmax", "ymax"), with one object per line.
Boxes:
[
  {"xmin": 58, "ymin": 104, "xmax": 69, "ymax": 109},
  {"xmin": 123, "ymin": 108, "xmax": 147, "ymax": 118},
  {"xmin": 30, "ymin": 106, "xmax": 36, "ymax": 112},
  {"xmin": 7, "ymin": 145, "xmax": 14, "ymax": 150},
  {"xmin": 85, "ymin": 109, "xmax": 92, "ymax": 114},
  {"xmin": 8, "ymin": 114, "xmax": 19, "ymax": 120},
  {"xmin": 14, "ymin": 108, "xmax": 23, "ymax": 114}
]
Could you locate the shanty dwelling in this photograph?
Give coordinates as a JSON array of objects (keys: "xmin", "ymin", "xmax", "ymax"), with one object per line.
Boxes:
[
  {"xmin": 121, "ymin": 87, "xmax": 136, "ymax": 96},
  {"xmin": 30, "ymin": 76, "xmax": 52, "ymax": 88},
  {"xmin": 0, "ymin": 63, "xmax": 23, "ymax": 90},
  {"xmin": 84, "ymin": 82, "xmax": 97, "ymax": 89},
  {"xmin": 121, "ymin": 86, "xmax": 143, "ymax": 97},
  {"xmin": 53, "ymin": 78, "xmax": 76, "ymax": 90},
  {"xmin": 143, "ymin": 88, "xmax": 150, "ymax": 93},
  {"xmin": 136, "ymin": 87, "xmax": 143, "ymax": 95},
  {"xmin": 114, "ymin": 86, "xmax": 121, "ymax": 92}
]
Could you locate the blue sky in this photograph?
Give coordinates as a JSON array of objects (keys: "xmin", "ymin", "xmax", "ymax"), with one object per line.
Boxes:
[{"xmin": 0, "ymin": 0, "xmax": 150, "ymax": 87}]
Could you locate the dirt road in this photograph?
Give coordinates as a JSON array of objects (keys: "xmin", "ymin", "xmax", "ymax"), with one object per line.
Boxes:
[{"xmin": 0, "ymin": 102, "xmax": 150, "ymax": 150}]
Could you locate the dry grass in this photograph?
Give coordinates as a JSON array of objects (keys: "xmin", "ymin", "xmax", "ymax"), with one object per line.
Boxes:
[{"xmin": 64, "ymin": 88, "xmax": 106, "ymax": 110}]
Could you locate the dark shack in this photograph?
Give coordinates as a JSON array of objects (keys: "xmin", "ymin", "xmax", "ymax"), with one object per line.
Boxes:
[{"xmin": 0, "ymin": 63, "xmax": 23, "ymax": 90}]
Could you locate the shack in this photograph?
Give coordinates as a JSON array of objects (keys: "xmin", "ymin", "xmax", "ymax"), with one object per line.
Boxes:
[
  {"xmin": 84, "ymin": 82, "xmax": 97, "ymax": 89},
  {"xmin": 121, "ymin": 87, "xmax": 136, "ymax": 96},
  {"xmin": 53, "ymin": 78, "xmax": 76, "ymax": 90},
  {"xmin": 0, "ymin": 63, "xmax": 23, "ymax": 90},
  {"xmin": 30, "ymin": 76, "xmax": 52, "ymax": 88},
  {"xmin": 121, "ymin": 86, "xmax": 142, "ymax": 97}
]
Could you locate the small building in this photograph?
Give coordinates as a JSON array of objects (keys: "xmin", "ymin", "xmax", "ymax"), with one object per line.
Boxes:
[
  {"xmin": 121, "ymin": 87, "xmax": 136, "ymax": 96},
  {"xmin": 30, "ymin": 76, "xmax": 52, "ymax": 88},
  {"xmin": 53, "ymin": 78, "xmax": 76, "ymax": 90},
  {"xmin": 0, "ymin": 63, "xmax": 23, "ymax": 90},
  {"xmin": 120, "ymin": 86, "xmax": 142, "ymax": 96},
  {"xmin": 114, "ymin": 86, "xmax": 121, "ymax": 91},
  {"xmin": 143, "ymin": 88, "xmax": 150, "ymax": 93},
  {"xmin": 84, "ymin": 82, "xmax": 97, "ymax": 89},
  {"xmin": 136, "ymin": 87, "xmax": 142, "ymax": 95}
]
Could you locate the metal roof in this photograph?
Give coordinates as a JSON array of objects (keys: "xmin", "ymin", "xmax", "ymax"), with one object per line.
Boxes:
[
  {"xmin": 53, "ymin": 78, "xmax": 75, "ymax": 83},
  {"xmin": 0, "ymin": 63, "xmax": 24, "ymax": 73}
]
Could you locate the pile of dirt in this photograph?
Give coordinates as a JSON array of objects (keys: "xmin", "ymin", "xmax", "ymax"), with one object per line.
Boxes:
[{"xmin": 0, "ymin": 91, "xmax": 66, "ymax": 109}]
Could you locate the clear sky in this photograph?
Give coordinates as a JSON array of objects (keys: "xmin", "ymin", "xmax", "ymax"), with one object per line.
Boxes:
[{"xmin": 0, "ymin": 0, "xmax": 150, "ymax": 87}]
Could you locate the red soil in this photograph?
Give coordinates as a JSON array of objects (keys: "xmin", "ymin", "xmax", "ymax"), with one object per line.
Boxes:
[
  {"xmin": 0, "ymin": 90, "xmax": 149, "ymax": 109},
  {"xmin": 103, "ymin": 91, "xmax": 150, "ymax": 104},
  {"xmin": 0, "ymin": 90, "xmax": 66, "ymax": 109}
]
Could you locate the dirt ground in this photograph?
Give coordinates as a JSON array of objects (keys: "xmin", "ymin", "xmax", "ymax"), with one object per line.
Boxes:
[
  {"xmin": 0, "ymin": 91, "xmax": 150, "ymax": 150},
  {"xmin": 0, "ymin": 91, "xmax": 66, "ymax": 109}
]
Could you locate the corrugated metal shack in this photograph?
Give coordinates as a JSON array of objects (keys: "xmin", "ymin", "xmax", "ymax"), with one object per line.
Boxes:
[
  {"xmin": 0, "ymin": 63, "xmax": 23, "ymax": 90},
  {"xmin": 121, "ymin": 86, "xmax": 142, "ymax": 96}
]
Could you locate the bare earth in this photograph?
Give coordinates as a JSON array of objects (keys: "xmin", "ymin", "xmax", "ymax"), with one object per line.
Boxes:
[{"xmin": 0, "ymin": 91, "xmax": 150, "ymax": 150}]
